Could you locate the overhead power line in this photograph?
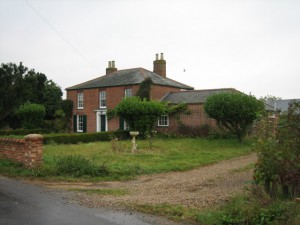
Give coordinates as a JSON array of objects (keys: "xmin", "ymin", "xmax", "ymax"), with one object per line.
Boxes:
[{"xmin": 24, "ymin": 0, "xmax": 99, "ymax": 71}]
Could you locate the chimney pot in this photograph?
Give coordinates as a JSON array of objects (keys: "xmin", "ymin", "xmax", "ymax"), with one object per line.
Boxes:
[
  {"xmin": 153, "ymin": 53, "xmax": 166, "ymax": 78},
  {"xmin": 160, "ymin": 53, "xmax": 164, "ymax": 60},
  {"xmin": 106, "ymin": 60, "xmax": 117, "ymax": 75}
]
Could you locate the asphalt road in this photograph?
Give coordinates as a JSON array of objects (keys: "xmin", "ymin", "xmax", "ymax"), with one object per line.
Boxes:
[{"xmin": 0, "ymin": 176, "xmax": 179, "ymax": 225}]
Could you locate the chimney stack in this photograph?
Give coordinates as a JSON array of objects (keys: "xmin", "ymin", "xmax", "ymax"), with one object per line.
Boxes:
[
  {"xmin": 153, "ymin": 53, "xmax": 166, "ymax": 78},
  {"xmin": 106, "ymin": 60, "xmax": 117, "ymax": 75}
]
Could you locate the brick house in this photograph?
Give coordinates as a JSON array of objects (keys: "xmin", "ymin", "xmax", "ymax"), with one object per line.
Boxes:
[
  {"xmin": 66, "ymin": 53, "xmax": 244, "ymax": 133},
  {"xmin": 157, "ymin": 88, "xmax": 238, "ymax": 133},
  {"xmin": 66, "ymin": 53, "xmax": 196, "ymax": 133}
]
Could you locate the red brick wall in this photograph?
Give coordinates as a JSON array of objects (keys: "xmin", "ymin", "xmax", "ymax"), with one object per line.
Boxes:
[
  {"xmin": 156, "ymin": 104, "xmax": 217, "ymax": 133},
  {"xmin": 67, "ymin": 84, "xmax": 187, "ymax": 133},
  {"xmin": 67, "ymin": 85, "xmax": 141, "ymax": 133},
  {"xmin": 0, "ymin": 134, "xmax": 43, "ymax": 168},
  {"xmin": 151, "ymin": 85, "xmax": 182, "ymax": 100}
]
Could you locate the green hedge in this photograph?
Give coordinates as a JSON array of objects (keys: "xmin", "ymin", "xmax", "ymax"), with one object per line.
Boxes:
[
  {"xmin": 43, "ymin": 130, "xmax": 130, "ymax": 145},
  {"xmin": 0, "ymin": 129, "xmax": 52, "ymax": 136}
]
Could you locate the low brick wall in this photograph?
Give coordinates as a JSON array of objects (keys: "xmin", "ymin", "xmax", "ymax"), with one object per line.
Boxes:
[{"xmin": 0, "ymin": 134, "xmax": 43, "ymax": 168}]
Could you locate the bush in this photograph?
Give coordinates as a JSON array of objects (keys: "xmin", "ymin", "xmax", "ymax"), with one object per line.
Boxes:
[
  {"xmin": 54, "ymin": 155, "xmax": 109, "ymax": 177},
  {"xmin": 43, "ymin": 130, "xmax": 130, "ymax": 144},
  {"xmin": 205, "ymin": 92, "xmax": 265, "ymax": 143},
  {"xmin": 16, "ymin": 103, "xmax": 46, "ymax": 129},
  {"xmin": 114, "ymin": 96, "xmax": 166, "ymax": 137},
  {"xmin": 254, "ymin": 101, "xmax": 300, "ymax": 198}
]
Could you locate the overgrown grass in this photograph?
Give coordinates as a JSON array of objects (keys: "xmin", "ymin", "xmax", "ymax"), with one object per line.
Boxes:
[
  {"xmin": 0, "ymin": 137, "xmax": 253, "ymax": 180},
  {"xmin": 134, "ymin": 192, "xmax": 300, "ymax": 225}
]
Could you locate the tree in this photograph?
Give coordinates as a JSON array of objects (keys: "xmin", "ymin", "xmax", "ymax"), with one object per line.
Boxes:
[
  {"xmin": 23, "ymin": 71, "xmax": 47, "ymax": 103},
  {"xmin": 43, "ymin": 80, "xmax": 63, "ymax": 119},
  {"xmin": 61, "ymin": 99, "xmax": 74, "ymax": 131},
  {"xmin": 16, "ymin": 103, "xmax": 46, "ymax": 129},
  {"xmin": 0, "ymin": 62, "xmax": 26, "ymax": 124},
  {"xmin": 0, "ymin": 62, "xmax": 63, "ymax": 128},
  {"xmin": 204, "ymin": 92, "xmax": 264, "ymax": 143},
  {"xmin": 114, "ymin": 97, "xmax": 166, "ymax": 137}
]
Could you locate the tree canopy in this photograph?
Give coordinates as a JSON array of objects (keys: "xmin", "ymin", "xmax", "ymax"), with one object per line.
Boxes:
[
  {"xmin": 114, "ymin": 96, "xmax": 166, "ymax": 136},
  {"xmin": 0, "ymin": 62, "xmax": 63, "ymax": 128},
  {"xmin": 204, "ymin": 92, "xmax": 265, "ymax": 142}
]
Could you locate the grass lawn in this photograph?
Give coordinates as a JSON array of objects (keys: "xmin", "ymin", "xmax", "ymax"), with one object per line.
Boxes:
[
  {"xmin": 43, "ymin": 137, "xmax": 253, "ymax": 179},
  {"xmin": 0, "ymin": 137, "xmax": 254, "ymax": 180}
]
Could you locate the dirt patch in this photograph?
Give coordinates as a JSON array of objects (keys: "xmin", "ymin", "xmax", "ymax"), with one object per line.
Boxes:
[{"xmin": 30, "ymin": 153, "xmax": 257, "ymax": 210}]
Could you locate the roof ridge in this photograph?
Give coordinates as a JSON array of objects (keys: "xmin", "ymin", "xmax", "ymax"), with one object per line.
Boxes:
[{"xmin": 167, "ymin": 88, "xmax": 236, "ymax": 94}]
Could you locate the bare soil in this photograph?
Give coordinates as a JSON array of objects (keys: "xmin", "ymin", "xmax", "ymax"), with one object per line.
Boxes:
[{"xmin": 31, "ymin": 153, "xmax": 257, "ymax": 210}]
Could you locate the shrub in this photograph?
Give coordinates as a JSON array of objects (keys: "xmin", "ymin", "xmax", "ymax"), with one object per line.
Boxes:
[
  {"xmin": 205, "ymin": 92, "xmax": 265, "ymax": 143},
  {"xmin": 43, "ymin": 130, "xmax": 130, "ymax": 144},
  {"xmin": 16, "ymin": 103, "xmax": 46, "ymax": 129},
  {"xmin": 254, "ymin": 101, "xmax": 300, "ymax": 198},
  {"xmin": 114, "ymin": 96, "xmax": 166, "ymax": 137}
]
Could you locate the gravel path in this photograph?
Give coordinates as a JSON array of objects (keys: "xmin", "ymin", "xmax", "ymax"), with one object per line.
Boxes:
[{"xmin": 36, "ymin": 153, "xmax": 257, "ymax": 209}]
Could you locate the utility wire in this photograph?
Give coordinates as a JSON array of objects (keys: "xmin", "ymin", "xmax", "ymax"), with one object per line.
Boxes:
[{"xmin": 24, "ymin": 0, "xmax": 99, "ymax": 72}]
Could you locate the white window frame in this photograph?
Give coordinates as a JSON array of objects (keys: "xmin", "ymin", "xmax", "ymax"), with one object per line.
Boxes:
[
  {"xmin": 77, "ymin": 115, "xmax": 84, "ymax": 132},
  {"xmin": 77, "ymin": 92, "xmax": 84, "ymax": 109},
  {"xmin": 158, "ymin": 115, "xmax": 169, "ymax": 127},
  {"xmin": 99, "ymin": 91, "xmax": 107, "ymax": 108},
  {"xmin": 124, "ymin": 88, "xmax": 132, "ymax": 98}
]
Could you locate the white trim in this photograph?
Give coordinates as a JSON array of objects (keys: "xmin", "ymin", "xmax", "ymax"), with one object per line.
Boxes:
[
  {"xmin": 124, "ymin": 88, "xmax": 132, "ymax": 98},
  {"xmin": 99, "ymin": 91, "xmax": 107, "ymax": 108},
  {"xmin": 158, "ymin": 115, "xmax": 169, "ymax": 127},
  {"xmin": 77, "ymin": 115, "xmax": 84, "ymax": 132},
  {"xmin": 96, "ymin": 110, "xmax": 108, "ymax": 132},
  {"xmin": 77, "ymin": 92, "xmax": 84, "ymax": 109}
]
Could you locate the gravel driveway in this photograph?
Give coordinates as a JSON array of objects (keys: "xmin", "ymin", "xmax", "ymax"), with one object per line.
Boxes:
[{"xmin": 34, "ymin": 153, "xmax": 257, "ymax": 209}]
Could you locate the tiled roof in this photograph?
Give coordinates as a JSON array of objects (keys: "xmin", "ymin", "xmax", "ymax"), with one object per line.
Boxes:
[
  {"xmin": 66, "ymin": 68, "xmax": 194, "ymax": 90},
  {"xmin": 161, "ymin": 88, "xmax": 238, "ymax": 104}
]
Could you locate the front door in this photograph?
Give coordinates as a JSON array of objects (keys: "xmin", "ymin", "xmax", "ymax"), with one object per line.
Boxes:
[
  {"xmin": 100, "ymin": 115, "xmax": 106, "ymax": 132},
  {"xmin": 96, "ymin": 111, "xmax": 107, "ymax": 132}
]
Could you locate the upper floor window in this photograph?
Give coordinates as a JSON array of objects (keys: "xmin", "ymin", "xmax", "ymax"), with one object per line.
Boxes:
[
  {"xmin": 158, "ymin": 115, "xmax": 169, "ymax": 127},
  {"xmin": 99, "ymin": 91, "xmax": 106, "ymax": 108},
  {"xmin": 77, "ymin": 92, "xmax": 84, "ymax": 109},
  {"xmin": 124, "ymin": 88, "xmax": 132, "ymax": 98}
]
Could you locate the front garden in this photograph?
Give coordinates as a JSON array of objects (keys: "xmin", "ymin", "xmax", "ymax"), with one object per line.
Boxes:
[{"xmin": 0, "ymin": 137, "xmax": 253, "ymax": 180}]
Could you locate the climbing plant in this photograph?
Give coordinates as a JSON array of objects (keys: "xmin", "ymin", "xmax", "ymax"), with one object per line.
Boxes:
[{"xmin": 136, "ymin": 78, "xmax": 153, "ymax": 101}]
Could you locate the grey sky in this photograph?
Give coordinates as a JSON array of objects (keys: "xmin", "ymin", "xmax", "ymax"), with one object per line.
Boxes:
[{"xmin": 0, "ymin": 0, "xmax": 299, "ymax": 99}]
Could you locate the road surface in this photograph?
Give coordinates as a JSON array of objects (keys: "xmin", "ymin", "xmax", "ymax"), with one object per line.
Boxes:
[{"xmin": 0, "ymin": 176, "xmax": 179, "ymax": 225}]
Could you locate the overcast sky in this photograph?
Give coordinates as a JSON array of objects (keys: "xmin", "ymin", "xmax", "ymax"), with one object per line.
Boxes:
[{"xmin": 1, "ymin": 0, "xmax": 299, "ymax": 99}]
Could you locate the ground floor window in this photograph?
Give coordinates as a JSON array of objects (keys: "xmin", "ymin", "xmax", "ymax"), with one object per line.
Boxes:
[
  {"xmin": 73, "ymin": 115, "xmax": 87, "ymax": 132},
  {"xmin": 158, "ymin": 115, "xmax": 169, "ymax": 127}
]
